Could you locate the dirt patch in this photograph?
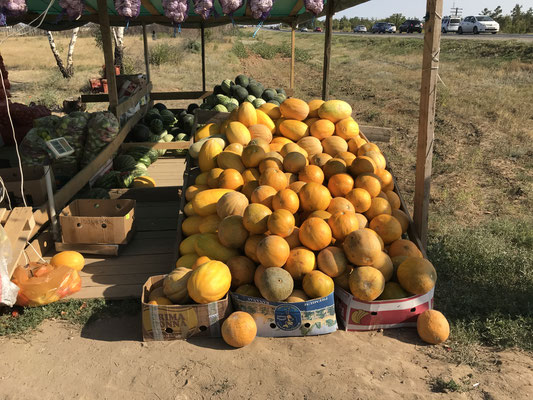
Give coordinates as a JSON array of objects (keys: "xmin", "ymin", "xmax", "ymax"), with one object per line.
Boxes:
[{"xmin": 0, "ymin": 318, "xmax": 531, "ymax": 399}]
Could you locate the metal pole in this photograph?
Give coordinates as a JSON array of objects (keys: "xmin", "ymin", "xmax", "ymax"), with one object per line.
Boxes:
[
  {"xmin": 322, "ymin": 0, "xmax": 335, "ymax": 100},
  {"xmin": 44, "ymin": 165, "xmax": 60, "ymax": 242},
  {"xmin": 290, "ymin": 22, "xmax": 296, "ymax": 90},
  {"xmin": 201, "ymin": 24, "xmax": 206, "ymax": 92},
  {"xmin": 142, "ymin": 23, "xmax": 151, "ymax": 84}
]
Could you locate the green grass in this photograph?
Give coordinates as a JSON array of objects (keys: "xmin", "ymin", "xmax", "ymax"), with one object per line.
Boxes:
[
  {"xmin": 0, "ymin": 299, "xmax": 138, "ymax": 336},
  {"xmin": 428, "ymin": 218, "xmax": 533, "ymax": 353}
]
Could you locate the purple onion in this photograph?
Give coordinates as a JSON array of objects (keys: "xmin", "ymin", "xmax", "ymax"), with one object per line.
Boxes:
[
  {"xmin": 162, "ymin": 0, "xmax": 189, "ymax": 24},
  {"xmin": 0, "ymin": 0, "xmax": 27, "ymax": 16},
  {"xmin": 114, "ymin": 0, "xmax": 141, "ymax": 19},
  {"xmin": 219, "ymin": 0, "xmax": 243, "ymax": 15},
  {"xmin": 59, "ymin": 0, "xmax": 84, "ymax": 20},
  {"xmin": 250, "ymin": 0, "xmax": 273, "ymax": 20},
  {"xmin": 304, "ymin": 0, "xmax": 323, "ymax": 16},
  {"xmin": 194, "ymin": 0, "xmax": 213, "ymax": 20}
]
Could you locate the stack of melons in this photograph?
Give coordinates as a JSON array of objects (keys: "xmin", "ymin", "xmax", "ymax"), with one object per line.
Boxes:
[{"xmin": 171, "ymin": 97, "xmax": 437, "ymax": 306}]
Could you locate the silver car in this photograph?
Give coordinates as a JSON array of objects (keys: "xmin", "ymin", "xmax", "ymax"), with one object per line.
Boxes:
[
  {"xmin": 458, "ymin": 16, "xmax": 500, "ymax": 34},
  {"xmin": 441, "ymin": 16, "xmax": 461, "ymax": 33},
  {"xmin": 353, "ymin": 25, "xmax": 367, "ymax": 33}
]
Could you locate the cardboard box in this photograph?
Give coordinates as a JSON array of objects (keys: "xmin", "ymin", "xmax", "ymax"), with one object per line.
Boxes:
[
  {"xmin": 0, "ymin": 165, "xmax": 54, "ymax": 207},
  {"xmin": 334, "ymin": 286, "xmax": 434, "ymax": 331},
  {"xmin": 141, "ymin": 275, "xmax": 232, "ymax": 341},
  {"xmin": 230, "ymin": 292, "xmax": 337, "ymax": 337},
  {"xmin": 59, "ymin": 199, "xmax": 135, "ymax": 244}
]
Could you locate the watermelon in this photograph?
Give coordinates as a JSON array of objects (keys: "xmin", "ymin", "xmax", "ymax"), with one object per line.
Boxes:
[
  {"xmin": 132, "ymin": 124, "xmax": 151, "ymax": 142},
  {"xmin": 138, "ymin": 155, "xmax": 152, "ymax": 167},
  {"xmin": 150, "ymin": 119, "xmax": 165, "ymax": 134},
  {"xmin": 93, "ymin": 171, "xmax": 121, "ymax": 189},
  {"xmin": 144, "ymin": 109, "xmax": 161, "ymax": 125},
  {"xmin": 162, "ymin": 134, "xmax": 174, "ymax": 142},
  {"xmin": 228, "ymin": 98, "xmax": 239, "ymax": 106},
  {"xmin": 213, "ymin": 85, "xmax": 224, "ymax": 95},
  {"xmin": 125, "ymin": 147, "xmax": 150, "ymax": 160},
  {"xmin": 153, "ymin": 103, "xmax": 167, "ymax": 112},
  {"xmin": 176, "ymin": 133, "xmax": 189, "ymax": 141},
  {"xmin": 226, "ymin": 103, "xmax": 238, "ymax": 112},
  {"xmin": 205, "ymin": 94, "xmax": 217, "ymax": 108},
  {"xmin": 161, "ymin": 114, "xmax": 177, "ymax": 127},
  {"xmin": 149, "ymin": 134, "xmax": 162, "ymax": 142},
  {"xmin": 267, "ymin": 99, "xmax": 281, "ymax": 106},
  {"xmin": 213, "ymin": 104, "xmax": 228, "ymax": 112},
  {"xmin": 235, "ymin": 87, "xmax": 249, "ymax": 103},
  {"xmin": 245, "ymin": 95, "xmax": 256, "ymax": 103},
  {"xmin": 199, "ymin": 103, "xmax": 211, "ymax": 110},
  {"xmin": 182, "ymin": 114, "xmax": 195, "ymax": 133},
  {"xmin": 216, "ymin": 94, "xmax": 230, "ymax": 105},
  {"xmin": 253, "ymin": 98, "xmax": 266, "ymax": 108},
  {"xmin": 135, "ymin": 162, "xmax": 148, "ymax": 172},
  {"xmin": 187, "ymin": 103, "xmax": 199, "ymax": 114},
  {"xmin": 248, "ymin": 83, "xmax": 263, "ymax": 98},
  {"xmin": 230, "ymin": 84, "xmax": 243, "ymax": 97},
  {"xmin": 221, "ymin": 79, "xmax": 233, "ymax": 95},
  {"xmin": 147, "ymin": 149, "xmax": 159, "ymax": 163},
  {"xmin": 79, "ymin": 187, "xmax": 110, "ymax": 199},
  {"xmin": 114, "ymin": 155, "xmax": 138, "ymax": 171},
  {"xmin": 119, "ymin": 172, "xmax": 136, "ymax": 188},
  {"xmin": 262, "ymin": 89, "xmax": 277, "ymax": 101},
  {"xmin": 276, "ymin": 88, "xmax": 286, "ymax": 95},
  {"xmin": 274, "ymin": 94, "xmax": 286, "ymax": 104},
  {"xmin": 235, "ymin": 75, "xmax": 249, "ymax": 88}
]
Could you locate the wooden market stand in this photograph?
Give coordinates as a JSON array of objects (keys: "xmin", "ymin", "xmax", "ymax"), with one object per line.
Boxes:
[{"xmin": 3, "ymin": 0, "xmax": 443, "ymax": 299}]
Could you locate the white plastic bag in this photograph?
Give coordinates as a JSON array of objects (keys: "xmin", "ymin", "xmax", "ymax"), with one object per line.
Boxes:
[{"xmin": 0, "ymin": 224, "xmax": 19, "ymax": 306}]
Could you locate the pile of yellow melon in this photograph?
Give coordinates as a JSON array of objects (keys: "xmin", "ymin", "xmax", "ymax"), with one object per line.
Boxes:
[{"xmin": 161, "ymin": 97, "xmax": 440, "ymax": 314}]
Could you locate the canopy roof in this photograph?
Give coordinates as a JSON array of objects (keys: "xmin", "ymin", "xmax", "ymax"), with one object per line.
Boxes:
[{"xmin": 6, "ymin": 0, "xmax": 368, "ymax": 31}]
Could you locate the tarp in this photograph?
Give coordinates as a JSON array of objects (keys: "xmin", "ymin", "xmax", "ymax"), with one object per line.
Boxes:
[{"xmin": 5, "ymin": 0, "xmax": 369, "ymax": 30}]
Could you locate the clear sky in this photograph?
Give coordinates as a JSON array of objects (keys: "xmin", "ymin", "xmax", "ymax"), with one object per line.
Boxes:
[{"xmin": 335, "ymin": 0, "xmax": 531, "ymax": 19}]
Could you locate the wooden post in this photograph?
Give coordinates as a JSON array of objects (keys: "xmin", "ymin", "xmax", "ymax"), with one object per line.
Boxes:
[
  {"xmin": 142, "ymin": 23, "xmax": 151, "ymax": 83},
  {"xmin": 322, "ymin": 0, "xmax": 334, "ymax": 100},
  {"xmin": 97, "ymin": 0, "xmax": 119, "ymax": 114},
  {"xmin": 413, "ymin": 0, "xmax": 443, "ymax": 250},
  {"xmin": 201, "ymin": 24, "xmax": 206, "ymax": 92},
  {"xmin": 290, "ymin": 22, "xmax": 296, "ymax": 90}
]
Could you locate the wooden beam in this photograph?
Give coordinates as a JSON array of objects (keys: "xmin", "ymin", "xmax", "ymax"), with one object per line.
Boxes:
[
  {"xmin": 84, "ymin": 4, "xmax": 97, "ymax": 13},
  {"xmin": 121, "ymin": 141, "xmax": 192, "ymax": 150},
  {"xmin": 97, "ymin": 0, "xmax": 119, "ymax": 114},
  {"xmin": 359, "ymin": 125, "xmax": 392, "ymax": 143},
  {"xmin": 290, "ymin": 22, "xmax": 296, "ymax": 90},
  {"xmin": 142, "ymin": 23, "xmax": 151, "ymax": 84},
  {"xmin": 413, "ymin": 0, "xmax": 443, "ymax": 251},
  {"xmin": 141, "ymin": 0, "xmax": 159, "ymax": 15},
  {"xmin": 290, "ymin": 0, "xmax": 304, "ymax": 15},
  {"xmin": 322, "ymin": 0, "xmax": 334, "ymax": 100},
  {"xmin": 150, "ymin": 91, "xmax": 213, "ymax": 101},
  {"xmin": 201, "ymin": 24, "xmax": 206, "ymax": 92},
  {"xmin": 3, "ymin": 207, "xmax": 35, "ymax": 277}
]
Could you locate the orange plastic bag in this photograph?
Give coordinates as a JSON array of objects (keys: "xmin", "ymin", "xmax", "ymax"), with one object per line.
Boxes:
[{"xmin": 11, "ymin": 262, "xmax": 82, "ymax": 306}]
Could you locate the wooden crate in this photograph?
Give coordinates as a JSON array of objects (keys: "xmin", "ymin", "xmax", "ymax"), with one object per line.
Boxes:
[{"xmin": 0, "ymin": 207, "xmax": 35, "ymax": 278}]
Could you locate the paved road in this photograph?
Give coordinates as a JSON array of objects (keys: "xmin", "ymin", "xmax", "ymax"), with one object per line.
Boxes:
[{"xmin": 277, "ymin": 29, "xmax": 533, "ymax": 42}]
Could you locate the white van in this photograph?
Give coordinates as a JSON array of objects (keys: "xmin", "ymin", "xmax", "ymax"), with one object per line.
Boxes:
[{"xmin": 441, "ymin": 16, "xmax": 461, "ymax": 33}]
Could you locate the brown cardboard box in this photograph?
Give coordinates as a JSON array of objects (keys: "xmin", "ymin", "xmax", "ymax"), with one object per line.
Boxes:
[
  {"xmin": 59, "ymin": 199, "xmax": 135, "ymax": 244},
  {"xmin": 0, "ymin": 166, "xmax": 54, "ymax": 207},
  {"xmin": 141, "ymin": 275, "xmax": 232, "ymax": 341}
]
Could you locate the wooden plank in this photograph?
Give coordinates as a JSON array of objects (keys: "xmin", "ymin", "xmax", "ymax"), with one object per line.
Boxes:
[
  {"xmin": 55, "ymin": 241, "xmax": 122, "ymax": 256},
  {"xmin": 290, "ymin": 23, "xmax": 296, "ymax": 90},
  {"xmin": 24, "ymin": 231, "xmax": 53, "ymax": 262},
  {"xmin": 31, "ymin": 109, "xmax": 146, "ymax": 237},
  {"xmin": 201, "ymin": 24, "xmax": 206, "ymax": 92},
  {"xmin": 69, "ymin": 284, "xmax": 144, "ymax": 299},
  {"xmin": 108, "ymin": 186, "xmax": 180, "ymax": 202},
  {"xmin": 142, "ymin": 23, "xmax": 151, "ymax": 84},
  {"xmin": 84, "ymin": 4, "xmax": 97, "ymax": 13},
  {"xmin": 3, "ymin": 207, "xmax": 35, "ymax": 277},
  {"xmin": 141, "ymin": 0, "xmax": 159, "ymax": 15},
  {"xmin": 120, "ymin": 141, "xmax": 191, "ymax": 150},
  {"xmin": 322, "ymin": 0, "xmax": 335, "ymax": 100},
  {"xmin": 413, "ymin": 0, "xmax": 443, "ymax": 251},
  {"xmin": 290, "ymin": 0, "xmax": 304, "ymax": 15},
  {"xmin": 116, "ymin": 82, "xmax": 153, "ymax": 117},
  {"xmin": 151, "ymin": 91, "xmax": 213, "ymax": 101},
  {"xmin": 80, "ymin": 93, "xmax": 110, "ymax": 103},
  {"xmin": 360, "ymin": 125, "xmax": 392, "ymax": 143},
  {"xmin": 82, "ymin": 253, "xmax": 173, "ymax": 267},
  {"xmin": 0, "ymin": 208, "xmax": 8, "ymax": 223},
  {"xmin": 79, "ymin": 261, "xmax": 171, "ymax": 277},
  {"xmin": 97, "ymin": 0, "xmax": 119, "ymax": 113}
]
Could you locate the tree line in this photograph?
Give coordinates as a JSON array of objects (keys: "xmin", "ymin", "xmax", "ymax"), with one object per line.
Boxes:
[{"xmin": 298, "ymin": 4, "xmax": 532, "ymax": 33}]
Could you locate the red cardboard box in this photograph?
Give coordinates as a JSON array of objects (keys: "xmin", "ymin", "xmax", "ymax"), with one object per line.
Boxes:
[{"xmin": 335, "ymin": 286, "xmax": 434, "ymax": 331}]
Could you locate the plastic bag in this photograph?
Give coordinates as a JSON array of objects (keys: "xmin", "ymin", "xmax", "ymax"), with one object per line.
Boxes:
[
  {"xmin": 0, "ymin": 225, "xmax": 19, "ymax": 306},
  {"xmin": 80, "ymin": 112, "xmax": 120, "ymax": 168},
  {"xmin": 11, "ymin": 262, "xmax": 81, "ymax": 306},
  {"xmin": 19, "ymin": 126, "xmax": 55, "ymax": 167},
  {"xmin": 52, "ymin": 112, "xmax": 89, "ymax": 182}
]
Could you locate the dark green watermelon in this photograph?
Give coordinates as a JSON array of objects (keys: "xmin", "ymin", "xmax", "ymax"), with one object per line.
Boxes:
[
  {"xmin": 150, "ymin": 119, "xmax": 165, "ymax": 134},
  {"xmin": 132, "ymin": 124, "xmax": 151, "ymax": 142}
]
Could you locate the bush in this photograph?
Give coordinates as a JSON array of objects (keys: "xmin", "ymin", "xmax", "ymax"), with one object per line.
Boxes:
[
  {"xmin": 149, "ymin": 43, "xmax": 181, "ymax": 66},
  {"xmin": 185, "ymin": 39, "xmax": 201, "ymax": 53},
  {"xmin": 232, "ymin": 41, "xmax": 247, "ymax": 59},
  {"xmin": 248, "ymin": 41, "xmax": 311, "ymax": 62}
]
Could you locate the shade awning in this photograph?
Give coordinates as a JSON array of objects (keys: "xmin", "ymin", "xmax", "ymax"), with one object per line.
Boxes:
[{"xmin": 5, "ymin": 0, "xmax": 369, "ymax": 30}]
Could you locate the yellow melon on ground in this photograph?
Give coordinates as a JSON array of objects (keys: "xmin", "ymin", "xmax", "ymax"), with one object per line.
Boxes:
[{"xmin": 417, "ymin": 310, "xmax": 450, "ymax": 344}]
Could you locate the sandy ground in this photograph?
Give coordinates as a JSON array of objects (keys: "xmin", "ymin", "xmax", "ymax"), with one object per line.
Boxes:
[{"xmin": 0, "ymin": 316, "xmax": 532, "ymax": 400}]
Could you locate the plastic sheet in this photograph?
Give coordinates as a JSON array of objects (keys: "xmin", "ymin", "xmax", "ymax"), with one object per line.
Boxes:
[
  {"xmin": 0, "ymin": 224, "xmax": 19, "ymax": 307},
  {"xmin": 11, "ymin": 262, "xmax": 81, "ymax": 306}
]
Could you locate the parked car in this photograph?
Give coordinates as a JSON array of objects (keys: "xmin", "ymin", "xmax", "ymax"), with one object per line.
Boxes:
[
  {"xmin": 385, "ymin": 23, "xmax": 396, "ymax": 33},
  {"xmin": 299, "ymin": 27, "xmax": 308, "ymax": 32},
  {"xmin": 371, "ymin": 22, "xmax": 390, "ymax": 33},
  {"xmin": 441, "ymin": 16, "xmax": 461, "ymax": 33},
  {"xmin": 399, "ymin": 19, "xmax": 423, "ymax": 33},
  {"xmin": 458, "ymin": 16, "xmax": 499, "ymax": 34},
  {"xmin": 353, "ymin": 25, "xmax": 367, "ymax": 33},
  {"xmin": 314, "ymin": 27, "xmax": 322, "ymax": 33}
]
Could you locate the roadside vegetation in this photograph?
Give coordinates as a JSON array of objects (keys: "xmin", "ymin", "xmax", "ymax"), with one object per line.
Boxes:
[{"xmin": 1, "ymin": 27, "xmax": 532, "ymax": 365}]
